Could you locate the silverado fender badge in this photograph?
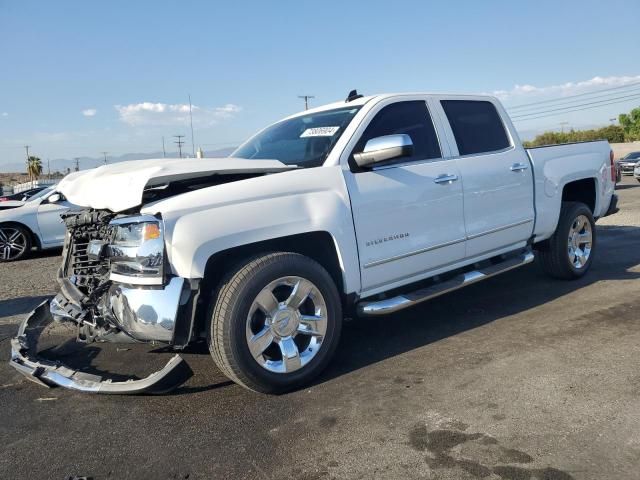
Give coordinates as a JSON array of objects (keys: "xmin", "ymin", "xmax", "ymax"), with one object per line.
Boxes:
[{"xmin": 366, "ymin": 232, "xmax": 410, "ymax": 247}]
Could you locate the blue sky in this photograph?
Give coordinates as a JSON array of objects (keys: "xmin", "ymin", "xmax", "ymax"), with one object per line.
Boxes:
[{"xmin": 1, "ymin": 0, "xmax": 639, "ymax": 169}]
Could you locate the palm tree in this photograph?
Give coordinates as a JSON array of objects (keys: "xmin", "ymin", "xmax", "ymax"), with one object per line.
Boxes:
[{"xmin": 27, "ymin": 156, "xmax": 43, "ymax": 187}]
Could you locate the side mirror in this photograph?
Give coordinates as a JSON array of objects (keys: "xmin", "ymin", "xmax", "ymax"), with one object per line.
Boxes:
[
  {"xmin": 47, "ymin": 193, "xmax": 61, "ymax": 204},
  {"xmin": 353, "ymin": 134, "xmax": 414, "ymax": 168}
]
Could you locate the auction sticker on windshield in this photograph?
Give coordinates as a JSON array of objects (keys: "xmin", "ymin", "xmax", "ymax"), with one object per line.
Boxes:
[{"xmin": 300, "ymin": 126, "xmax": 340, "ymax": 137}]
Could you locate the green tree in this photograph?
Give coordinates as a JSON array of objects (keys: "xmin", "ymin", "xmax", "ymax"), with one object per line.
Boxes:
[
  {"xmin": 523, "ymin": 125, "xmax": 625, "ymax": 147},
  {"xmin": 619, "ymin": 107, "xmax": 640, "ymax": 141},
  {"xmin": 27, "ymin": 156, "xmax": 43, "ymax": 186}
]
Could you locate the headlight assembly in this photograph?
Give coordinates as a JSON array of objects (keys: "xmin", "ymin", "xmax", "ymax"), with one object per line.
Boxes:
[{"xmin": 108, "ymin": 215, "xmax": 165, "ymax": 285}]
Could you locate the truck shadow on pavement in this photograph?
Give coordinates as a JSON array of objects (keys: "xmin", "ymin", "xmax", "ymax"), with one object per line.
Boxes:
[
  {"xmin": 8, "ymin": 224, "xmax": 639, "ymax": 396},
  {"xmin": 316, "ymin": 223, "xmax": 640, "ymax": 387},
  {"xmin": 0, "ymin": 295, "xmax": 51, "ymax": 320}
]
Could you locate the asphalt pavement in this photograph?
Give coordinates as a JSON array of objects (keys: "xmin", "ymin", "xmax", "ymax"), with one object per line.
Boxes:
[{"xmin": 0, "ymin": 177, "xmax": 639, "ymax": 480}]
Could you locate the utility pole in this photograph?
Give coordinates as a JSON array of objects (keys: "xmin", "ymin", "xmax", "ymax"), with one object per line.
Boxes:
[
  {"xmin": 162, "ymin": 136, "xmax": 166, "ymax": 158},
  {"xmin": 47, "ymin": 159, "xmax": 51, "ymax": 179},
  {"xmin": 189, "ymin": 94, "xmax": 196, "ymax": 157},
  {"xmin": 559, "ymin": 121, "xmax": 569, "ymax": 133},
  {"xmin": 101, "ymin": 151, "xmax": 109, "ymax": 165},
  {"xmin": 298, "ymin": 95, "xmax": 315, "ymax": 110},
  {"xmin": 73, "ymin": 157, "xmax": 80, "ymax": 172},
  {"xmin": 25, "ymin": 146, "xmax": 31, "ymax": 184},
  {"xmin": 173, "ymin": 135, "xmax": 185, "ymax": 158}
]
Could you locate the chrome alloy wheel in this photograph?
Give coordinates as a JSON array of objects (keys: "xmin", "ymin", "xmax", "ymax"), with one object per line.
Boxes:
[
  {"xmin": 567, "ymin": 214, "xmax": 592, "ymax": 269},
  {"xmin": 246, "ymin": 276, "xmax": 328, "ymax": 374},
  {"xmin": 0, "ymin": 227, "xmax": 27, "ymax": 261}
]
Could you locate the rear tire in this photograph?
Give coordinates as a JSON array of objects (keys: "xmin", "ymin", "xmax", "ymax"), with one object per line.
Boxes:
[
  {"xmin": 208, "ymin": 252, "xmax": 342, "ymax": 393},
  {"xmin": 537, "ymin": 202, "xmax": 595, "ymax": 279}
]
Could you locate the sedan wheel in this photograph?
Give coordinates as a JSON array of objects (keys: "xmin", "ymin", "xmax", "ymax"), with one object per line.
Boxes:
[{"xmin": 0, "ymin": 226, "xmax": 30, "ymax": 262}]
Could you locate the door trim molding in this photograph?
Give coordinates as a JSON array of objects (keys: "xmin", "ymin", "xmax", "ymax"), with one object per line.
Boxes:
[
  {"xmin": 362, "ymin": 218, "xmax": 533, "ymax": 269},
  {"xmin": 466, "ymin": 218, "xmax": 533, "ymax": 240},
  {"xmin": 363, "ymin": 237, "xmax": 466, "ymax": 269}
]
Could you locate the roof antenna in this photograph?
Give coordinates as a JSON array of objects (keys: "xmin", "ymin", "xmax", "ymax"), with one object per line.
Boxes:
[{"xmin": 345, "ymin": 89, "xmax": 364, "ymax": 103}]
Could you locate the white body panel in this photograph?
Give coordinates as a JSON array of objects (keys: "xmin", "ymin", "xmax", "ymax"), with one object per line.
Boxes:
[
  {"xmin": 141, "ymin": 166, "xmax": 362, "ymax": 294},
  {"xmin": 54, "ymin": 92, "xmax": 615, "ymax": 300},
  {"xmin": 429, "ymin": 96, "xmax": 536, "ymax": 258},
  {"xmin": 0, "ymin": 190, "xmax": 72, "ymax": 249},
  {"xmin": 57, "ymin": 157, "xmax": 295, "ymax": 213},
  {"xmin": 527, "ymin": 141, "xmax": 614, "ymax": 241}
]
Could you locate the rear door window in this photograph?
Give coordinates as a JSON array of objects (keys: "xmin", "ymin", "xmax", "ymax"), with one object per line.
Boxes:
[{"xmin": 441, "ymin": 100, "xmax": 510, "ymax": 156}]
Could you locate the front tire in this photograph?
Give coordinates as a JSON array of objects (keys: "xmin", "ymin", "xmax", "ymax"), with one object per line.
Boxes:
[
  {"xmin": 208, "ymin": 252, "xmax": 342, "ymax": 393},
  {"xmin": 537, "ymin": 202, "xmax": 596, "ymax": 279}
]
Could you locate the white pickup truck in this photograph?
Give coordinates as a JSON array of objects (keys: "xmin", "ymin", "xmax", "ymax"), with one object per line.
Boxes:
[{"xmin": 10, "ymin": 91, "xmax": 619, "ymax": 394}]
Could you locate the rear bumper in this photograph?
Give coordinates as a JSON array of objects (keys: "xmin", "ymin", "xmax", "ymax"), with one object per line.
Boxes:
[
  {"xmin": 604, "ymin": 194, "xmax": 619, "ymax": 217},
  {"xmin": 9, "ymin": 300, "xmax": 193, "ymax": 394}
]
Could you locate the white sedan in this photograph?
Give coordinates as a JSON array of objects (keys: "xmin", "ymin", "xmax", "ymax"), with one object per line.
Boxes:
[{"xmin": 0, "ymin": 187, "xmax": 75, "ymax": 262}]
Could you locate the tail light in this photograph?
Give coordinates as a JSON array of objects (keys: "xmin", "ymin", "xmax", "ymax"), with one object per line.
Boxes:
[{"xmin": 610, "ymin": 150, "xmax": 616, "ymax": 182}]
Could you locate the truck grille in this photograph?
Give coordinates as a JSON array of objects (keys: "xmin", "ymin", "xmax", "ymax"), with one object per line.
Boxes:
[
  {"xmin": 61, "ymin": 209, "xmax": 115, "ymax": 296},
  {"xmin": 66, "ymin": 238, "xmax": 107, "ymax": 292}
]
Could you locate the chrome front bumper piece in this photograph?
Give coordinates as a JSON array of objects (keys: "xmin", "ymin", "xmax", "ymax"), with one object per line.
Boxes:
[
  {"xmin": 108, "ymin": 276, "xmax": 186, "ymax": 342},
  {"xmin": 9, "ymin": 301, "xmax": 193, "ymax": 394}
]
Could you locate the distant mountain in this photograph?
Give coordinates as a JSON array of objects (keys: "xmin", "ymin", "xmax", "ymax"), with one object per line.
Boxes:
[{"xmin": 0, "ymin": 147, "xmax": 237, "ymax": 174}]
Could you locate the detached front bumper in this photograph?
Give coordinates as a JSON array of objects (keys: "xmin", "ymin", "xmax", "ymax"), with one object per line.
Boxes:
[{"xmin": 9, "ymin": 300, "xmax": 193, "ymax": 394}]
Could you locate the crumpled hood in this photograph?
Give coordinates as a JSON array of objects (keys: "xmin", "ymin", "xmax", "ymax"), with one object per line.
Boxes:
[{"xmin": 57, "ymin": 157, "xmax": 294, "ymax": 212}]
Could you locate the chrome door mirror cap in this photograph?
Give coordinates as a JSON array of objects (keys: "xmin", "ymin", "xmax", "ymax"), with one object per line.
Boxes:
[{"xmin": 353, "ymin": 134, "xmax": 414, "ymax": 168}]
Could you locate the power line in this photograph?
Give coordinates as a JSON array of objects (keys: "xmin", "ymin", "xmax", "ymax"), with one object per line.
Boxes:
[
  {"xmin": 173, "ymin": 135, "xmax": 185, "ymax": 158},
  {"xmin": 512, "ymin": 94, "xmax": 640, "ymax": 122},
  {"xmin": 508, "ymin": 86, "xmax": 640, "ymax": 114},
  {"xmin": 508, "ymin": 80, "xmax": 640, "ymax": 110},
  {"xmin": 511, "ymin": 92, "xmax": 640, "ymax": 119},
  {"xmin": 298, "ymin": 95, "xmax": 315, "ymax": 110}
]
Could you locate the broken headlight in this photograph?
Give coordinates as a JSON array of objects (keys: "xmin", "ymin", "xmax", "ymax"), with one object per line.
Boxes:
[{"xmin": 108, "ymin": 215, "xmax": 165, "ymax": 285}]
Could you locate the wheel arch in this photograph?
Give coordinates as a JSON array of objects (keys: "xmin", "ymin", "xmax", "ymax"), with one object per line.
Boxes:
[
  {"xmin": 561, "ymin": 177, "xmax": 596, "ymax": 213},
  {"xmin": 191, "ymin": 231, "xmax": 349, "ymax": 340}
]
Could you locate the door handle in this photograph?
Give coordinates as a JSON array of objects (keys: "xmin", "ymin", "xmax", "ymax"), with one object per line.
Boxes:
[
  {"xmin": 434, "ymin": 174, "xmax": 459, "ymax": 184},
  {"xmin": 510, "ymin": 162, "xmax": 529, "ymax": 172}
]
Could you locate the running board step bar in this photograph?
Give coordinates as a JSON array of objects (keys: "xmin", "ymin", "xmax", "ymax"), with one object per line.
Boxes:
[{"xmin": 358, "ymin": 251, "xmax": 535, "ymax": 316}]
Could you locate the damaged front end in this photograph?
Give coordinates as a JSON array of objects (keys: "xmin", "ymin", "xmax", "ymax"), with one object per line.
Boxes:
[{"xmin": 9, "ymin": 209, "xmax": 196, "ymax": 394}]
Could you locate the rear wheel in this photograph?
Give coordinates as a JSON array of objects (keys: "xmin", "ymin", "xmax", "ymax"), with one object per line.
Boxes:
[
  {"xmin": 537, "ymin": 202, "xmax": 595, "ymax": 279},
  {"xmin": 0, "ymin": 225, "xmax": 31, "ymax": 262},
  {"xmin": 208, "ymin": 252, "xmax": 342, "ymax": 393}
]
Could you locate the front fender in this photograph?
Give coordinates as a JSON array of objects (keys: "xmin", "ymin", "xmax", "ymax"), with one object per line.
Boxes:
[{"xmin": 145, "ymin": 166, "xmax": 361, "ymax": 294}]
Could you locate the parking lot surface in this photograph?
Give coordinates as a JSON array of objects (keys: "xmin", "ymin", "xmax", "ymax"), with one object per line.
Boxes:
[{"xmin": 0, "ymin": 178, "xmax": 639, "ymax": 480}]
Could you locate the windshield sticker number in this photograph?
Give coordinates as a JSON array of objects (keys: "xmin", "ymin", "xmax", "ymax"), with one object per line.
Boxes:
[{"xmin": 300, "ymin": 126, "xmax": 340, "ymax": 138}]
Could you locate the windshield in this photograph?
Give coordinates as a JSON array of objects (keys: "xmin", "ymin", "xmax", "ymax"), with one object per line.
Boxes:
[
  {"xmin": 232, "ymin": 106, "xmax": 361, "ymax": 167},
  {"xmin": 26, "ymin": 186, "xmax": 55, "ymax": 202},
  {"xmin": 623, "ymin": 152, "xmax": 640, "ymax": 160}
]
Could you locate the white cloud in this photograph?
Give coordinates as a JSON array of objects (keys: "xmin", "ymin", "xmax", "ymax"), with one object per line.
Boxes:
[
  {"xmin": 114, "ymin": 102, "xmax": 242, "ymax": 126},
  {"xmin": 492, "ymin": 75, "xmax": 640, "ymax": 101},
  {"xmin": 82, "ymin": 108, "xmax": 97, "ymax": 117}
]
